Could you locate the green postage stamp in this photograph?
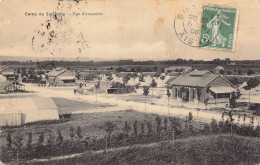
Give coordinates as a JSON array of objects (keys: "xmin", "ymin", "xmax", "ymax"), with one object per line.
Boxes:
[{"xmin": 199, "ymin": 5, "xmax": 238, "ymax": 51}]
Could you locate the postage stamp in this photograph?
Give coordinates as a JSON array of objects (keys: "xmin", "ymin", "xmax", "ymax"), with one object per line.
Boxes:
[
  {"xmin": 174, "ymin": 4, "xmax": 238, "ymax": 51},
  {"xmin": 199, "ymin": 5, "xmax": 238, "ymax": 51}
]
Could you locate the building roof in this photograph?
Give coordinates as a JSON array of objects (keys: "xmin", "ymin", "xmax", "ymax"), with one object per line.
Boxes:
[
  {"xmin": 0, "ymin": 66, "xmax": 7, "ymax": 73},
  {"xmin": 118, "ymin": 72, "xmax": 131, "ymax": 78},
  {"xmin": 46, "ymin": 67, "xmax": 68, "ymax": 77},
  {"xmin": 58, "ymin": 75, "xmax": 76, "ymax": 80},
  {"xmin": 170, "ymin": 73, "xmax": 221, "ymax": 87},
  {"xmin": 0, "ymin": 80, "xmax": 24, "ymax": 90},
  {"xmin": 0, "ymin": 67, "xmax": 14, "ymax": 75},
  {"xmin": 165, "ymin": 66, "xmax": 192, "ymax": 70},
  {"xmin": 165, "ymin": 76, "xmax": 178, "ymax": 84},
  {"xmin": 0, "ymin": 97, "xmax": 59, "ymax": 124},
  {"xmin": 210, "ymin": 86, "xmax": 236, "ymax": 94},
  {"xmin": 0, "ymin": 74, "xmax": 7, "ymax": 82},
  {"xmin": 141, "ymin": 72, "xmax": 156, "ymax": 77},
  {"xmin": 167, "ymin": 72, "xmax": 181, "ymax": 76},
  {"xmin": 189, "ymin": 70, "xmax": 211, "ymax": 76},
  {"xmin": 215, "ymin": 66, "xmax": 224, "ymax": 70}
]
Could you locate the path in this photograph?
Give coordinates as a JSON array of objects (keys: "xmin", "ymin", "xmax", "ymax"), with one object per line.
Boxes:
[{"xmin": 25, "ymin": 84, "xmax": 260, "ymax": 127}]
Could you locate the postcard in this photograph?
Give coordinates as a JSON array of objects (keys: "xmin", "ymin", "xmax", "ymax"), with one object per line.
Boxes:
[{"xmin": 0, "ymin": 0, "xmax": 260, "ymax": 164}]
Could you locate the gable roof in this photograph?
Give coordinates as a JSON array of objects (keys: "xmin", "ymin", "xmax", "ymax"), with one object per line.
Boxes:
[
  {"xmin": 189, "ymin": 70, "xmax": 211, "ymax": 76},
  {"xmin": 46, "ymin": 67, "xmax": 68, "ymax": 77},
  {"xmin": 0, "ymin": 80, "xmax": 24, "ymax": 90},
  {"xmin": 141, "ymin": 72, "xmax": 156, "ymax": 77},
  {"xmin": 0, "ymin": 97, "xmax": 59, "ymax": 125},
  {"xmin": 167, "ymin": 72, "xmax": 181, "ymax": 76},
  {"xmin": 0, "ymin": 66, "xmax": 7, "ymax": 73},
  {"xmin": 118, "ymin": 72, "xmax": 131, "ymax": 78},
  {"xmin": 0, "ymin": 67, "xmax": 14, "ymax": 75},
  {"xmin": 170, "ymin": 74, "xmax": 221, "ymax": 87},
  {"xmin": 215, "ymin": 66, "xmax": 224, "ymax": 70},
  {"xmin": 165, "ymin": 66, "xmax": 192, "ymax": 70},
  {"xmin": 165, "ymin": 76, "xmax": 178, "ymax": 84}
]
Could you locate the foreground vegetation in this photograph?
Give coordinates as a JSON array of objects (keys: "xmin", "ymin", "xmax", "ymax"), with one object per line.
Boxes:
[
  {"xmin": 28, "ymin": 134, "xmax": 260, "ymax": 165},
  {"xmin": 1, "ymin": 110, "xmax": 260, "ymax": 163}
]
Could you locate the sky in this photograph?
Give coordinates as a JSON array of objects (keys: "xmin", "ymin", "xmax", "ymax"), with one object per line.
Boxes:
[{"xmin": 0, "ymin": 0, "xmax": 260, "ymax": 61}]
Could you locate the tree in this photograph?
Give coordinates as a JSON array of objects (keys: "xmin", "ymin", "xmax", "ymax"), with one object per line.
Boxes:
[
  {"xmin": 107, "ymin": 74, "xmax": 113, "ymax": 81},
  {"xmin": 210, "ymin": 118, "xmax": 219, "ymax": 134},
  {"xmin": 141, "ymin": 121, "xmax": 145, "ymax": 134},
  {"xmin": 226, "ymin": 71, "xmax": 232, "ymax": 75},
  {"xmin": 155, "ymin": 115, "xmax": 162, "ymax": 135},
  {"xmin": 237, "ymin": 69, "xmax": 243, "ymax": 75},
  {"xmin": 133, "ymin": 120, "xmax": 138, "ymax": 136},
  {"xmin": 37, "ymin": 132, "xmax": 44, "ymax": 146},
  {"xmin": 150, "ymin": 79, "xmax": 157, "ymax": 95},
  {"xmin": 219, "ymin": 69, "xmax": 225, "ymax": 75},
  {"xmin": 76, "ymin": 126, "xmax": 83, "ymax": 139},
  {"xmin": 169, "ymin": 117, "xmax": 181, "ymax": 141},
  {"xmin": 203, "ymin": 123, "xmax": 211, "ymax": 135},
  {"xmin": 123, "ymin": 121, "xmax": 131, "ymax": 136},
  {"xmin": 13, "ymin": 131, "xmax": 23, "ymax": 163},
  {"xmin": 56, "ymin": 129, "xmax": 64, "ymax": 156},
  {"xmin": 5, "ymin": 131, "xmax": 12, "ymax": 149},
  {"xmin": 188, "ymin": 112, "xmax": 193, "ymax": 122},
  {"xmin": 95, "ymin": 80, "xmax": 100, "ymax": 102},
  {"xmin": 25, "ymin": 132, "xmax": 32, "ymax": 155},
  {"xmin": 160, "ymin": 75, "xmax": 165, "ymax": 87},
  {"xmin": 36, "ymin": 132, "xmax": 44, "ymax": 157},
  {"xmin": 228, "ymin": 111, "xmax": 234, "ymax": 134},
  {"xmin": 247, "ymin": 69, "xmax": 255, "ymax": 76},
  {"xmin": 230, "ymin": 77, "xmax": 238, "ymax": 87},
  {"xmin": 69, "ymin": 126, "xmax": 75, "ymax": 140},
  {"xmin": 229, "ymin": 92, "xmax": 236, "ymax": 110},
  {"xmin": 101, "ymin": 121, "xmax": 117, "ymax": 154},
  {"xmin": 146, "ymin": 121, "xmax": 153, "ymax": 134},
  {"xmin": 163, "ymin": 118, "xmax": 168, "ymax": 132},
  {"xmin": 143, "ymin": 86, "xmax": 150, "ymax": 110},
  {"xmin": 246, "ymin": 78, "xmax": 259, "ymax": 109},
  {"xmin": 139, "ymin": 74, "xmax": 145, "ymax": 82},
  {"xmin": 123, "ymin": 73, "xmax": 131, "ymax": 84},
  {"xmin": 167, "ymin": 89, "xmax": 171, "ymax": 114},
  {"xmin": 75, "ymin": 72, "xmax": 81, "ymax": 79},
  {"xmin": 46, "ymin": 133, "xmax": 54, "ymax": 147}
]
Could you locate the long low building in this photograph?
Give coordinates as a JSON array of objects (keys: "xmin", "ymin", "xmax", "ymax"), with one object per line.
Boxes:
[
  {"xmin": 0, "ymin": 97, "xmax": 59, "ymax": 126},
  {"xmin": 46, "ymin": 67, "xmax": 76, "ymax": 86},
  {"xmin": 170, "ymin": 70, "xmax": 236, "ymax": 104}
]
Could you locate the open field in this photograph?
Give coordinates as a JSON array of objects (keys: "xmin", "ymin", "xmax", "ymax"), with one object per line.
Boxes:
[
  {"xmin": 0, "ymin": 110, "xmax": 171, "ymax": 147},
  {"xmin": 52, "ymin": 97, "xmax": 112, "ymax": 114},
  {"xmin": 23, "ymin": 134, "xmax": 260, "ymax": 165}
]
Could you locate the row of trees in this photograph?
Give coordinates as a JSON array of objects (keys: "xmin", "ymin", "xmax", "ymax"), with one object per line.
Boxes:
[{"xmin": 2, "ymin": 114, "xmax": 260, "ymax": 163}]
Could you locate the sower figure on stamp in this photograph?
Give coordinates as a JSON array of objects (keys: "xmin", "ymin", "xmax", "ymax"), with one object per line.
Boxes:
[{"xmin": 207, "ymin": 10, "xmax": 231, "ymax": 47}]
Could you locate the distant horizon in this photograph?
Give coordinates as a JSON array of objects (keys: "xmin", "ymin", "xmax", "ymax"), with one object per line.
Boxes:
[{"xmin": 1, "ymin": 55, "xmax": 260, "ymax": 62}]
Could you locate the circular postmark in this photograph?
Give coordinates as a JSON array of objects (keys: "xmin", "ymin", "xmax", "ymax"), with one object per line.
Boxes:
[{"xmin": 174, "ymin": 4, "xmax": 221, "ymax": 48}]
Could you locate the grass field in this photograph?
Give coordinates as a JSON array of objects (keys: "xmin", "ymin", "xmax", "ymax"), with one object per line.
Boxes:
[
  {"xmin": 52, "ymin": 97, "xmax": 112, "ymax": 114},
  {"xmin": 0, "ymin": 110, "xmax": 166, "ymax": 147},
  {"xmin": 29, "ymin": 134, "xmax": 260, "ymax": 165}
]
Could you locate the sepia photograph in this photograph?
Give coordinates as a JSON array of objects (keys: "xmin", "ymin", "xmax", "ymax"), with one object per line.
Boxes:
[{"xmin": 0, "ymin": 0, "xmax": 260, "ymax": 164}]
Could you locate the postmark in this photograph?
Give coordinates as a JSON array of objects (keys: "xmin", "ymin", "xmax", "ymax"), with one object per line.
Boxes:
[
  {"xmin": 199, "ymin": 5, "xmax": 238, "ymax": 51},
  {"xmin": 174, "ymin": 5, "xmax": 203, "ymax": 47},
  {"xmin": 174, "ymin": 4, "xmax": 238, "ymax": 51}
]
